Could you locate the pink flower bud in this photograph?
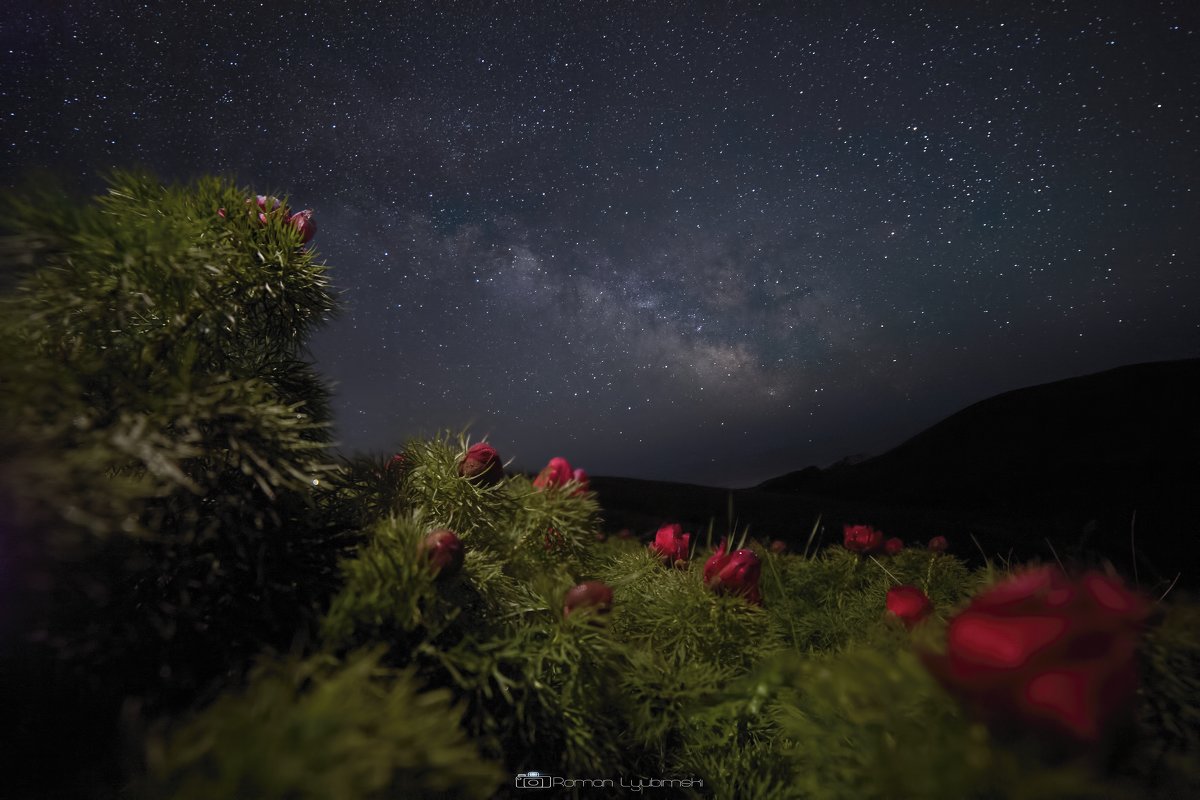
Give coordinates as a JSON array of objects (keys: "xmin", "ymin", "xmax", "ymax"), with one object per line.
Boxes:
[
  {"xmin": 458, "ymin": 442, "xmax": 503, "ymax": 486},
  {"xmin": 928, "ymin": 535, "xmax": 949, "ymax": 553},
  {"xmin": 887, "ymin": 585, "xmax": 933, "ymax": 628},
  {"xmin": 217, "ymin": 207, "xmax": 227, "ymax": 219},
  {"xmin": 770, "ymin": 539, "xmax": 787, "ymax": 555},
  {"xmin": 563, "ymin": 580, "xmax": 613, "ymax": 617},
  {"xmin": 289, "ymin": 209, "xmax": 316, "ymax": 243},
  {"xmin": 649, "ymin": 523, "xmax": 690, "ymax": 566},
  {"xmin": 420, "ymin": 529, "xmax": 464, "ymax": 577},
  {"xmin": 571, "ymin": 467, "xmax": 590, "ymax": 495},
  {"xmin": 884, "ymin": 537, "xmax": 904, "ymax": 556},
  {"xmin": 533, "ymin": 457, "xmax": 573, "ymax": 490}
]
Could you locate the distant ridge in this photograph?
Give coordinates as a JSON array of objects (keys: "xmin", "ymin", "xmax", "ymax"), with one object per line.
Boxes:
[
  {"xmin": 756, "ymin": 358, "xmax": 1200, "ymax": 512},
  {"xmin": 591, "ymin": 359, "xmax": 1200, "ymax": 586}
]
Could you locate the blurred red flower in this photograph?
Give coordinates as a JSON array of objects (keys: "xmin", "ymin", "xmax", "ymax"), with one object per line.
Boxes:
[
  {"xmin": 649, "ymin": 523, "xmax": 691, "ymax": 566},
  {"xmin": 928, "ymin": 535, "xmax": 949, "ymax": 553},
  {"xmin": 886, "ymin": 584, "xmax": 932, "ymax": 628},
  {"xmin": 921, "ymin": 566, "xmax": 1151, "ymax": 744},
  {"xmin": 843, "ymin": 524, "xmax": 885, "ymax": 554},
  {"xmin": 533, "ymin": 457, "xmax": 574, "ymax": 490},
  {"xmin": 563, "ymin": 580, "xmax": 613, "ymax": 617},
  {"xmin": 704, "ymin": 540, "xmax": 762, "ymax": 605},
  {"xmin": 884, "ymin": 537, "xmax": 904, "ymax": 555}
]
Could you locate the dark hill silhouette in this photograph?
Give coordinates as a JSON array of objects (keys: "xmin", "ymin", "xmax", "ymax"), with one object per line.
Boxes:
[
  {"xmin": 757, "ymin": 358, "xmax": 1200, "ymax": 511},
  {"xmin": 592, "ymin": 359, "xmax": 1200, "ymax": 590}
]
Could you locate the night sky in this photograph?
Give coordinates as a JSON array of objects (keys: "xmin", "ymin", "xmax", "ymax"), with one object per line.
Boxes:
[{"xmin": 4, "ymin": 2, "xmax": 1199, "ymax": 487}]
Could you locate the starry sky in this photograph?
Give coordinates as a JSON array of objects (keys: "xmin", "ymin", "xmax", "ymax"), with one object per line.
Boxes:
[{"xmin": 4, "ymin": 1, "xmax": 1199, "ymax": 487}]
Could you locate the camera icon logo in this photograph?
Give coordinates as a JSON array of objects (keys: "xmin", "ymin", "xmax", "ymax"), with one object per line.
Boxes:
[{"xmin": 515, "ymin": 771, "xmax": 553, "ymax": 789}]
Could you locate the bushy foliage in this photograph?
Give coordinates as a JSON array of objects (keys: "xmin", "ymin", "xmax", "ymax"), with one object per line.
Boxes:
[
  {"xmin": 142, "ymin": 649, "xmax": 504, "ymax": 800},
  {"xmin": 0, "ymin": 173, "xmax": 345, "ymax": 714}
]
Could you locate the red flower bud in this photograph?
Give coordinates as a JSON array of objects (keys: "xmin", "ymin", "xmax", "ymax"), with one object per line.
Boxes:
[
  {"xmin": 884, "ymin": 537, "xmax": 904, "ymax": 556},
  {"xmin": 458, "ymin": 442, "xmax": 503, "ymax": 486},
  {"xmin": 920, "ymin": 567, "xmax": 1151, "ymax": 744},
  {"xmin": 770, "ymin": 539, "xmax": 788, "ymax": 555},
  {"xmin": 533, "ymin": 457, "xmax": 573, "ymax": 490},
  {"xmin": 571, "ymin": 467, "xmax": 590, "ymax": 495},
  {"xmin": 704, "ymin": 540, "xmax": 762, "ymax": 604},
  {"xmin": 289, "ymin": 209, "xmax": 316, "ymax": 243},
  {"xmin": 420, "ymin": 528, "xmax": 464, "ymax": 577},
  {"xmin": 843, "ymin": 524, "xmax": 885, "ymax": 554},
  {"xmin": 563, "ymin": 580, "xmax": 613, "ymax": 617},
  {"xmin": 217, "ymin": 207, "xmax": 227, "ymax": 219},
  {"xmin": 887, "ymin": 584, "xmax": 933, "ymax": 628},
  {"xmin": 649, "ymin": 523, "xmax": 690, "ymax": 566},
  {"xmin": 929, "ymin": 535, "xmax": 949, "ymax": 553},
  {"xmin": 386, "ymin": 452, "xmax": 409, "ymax": 475}
]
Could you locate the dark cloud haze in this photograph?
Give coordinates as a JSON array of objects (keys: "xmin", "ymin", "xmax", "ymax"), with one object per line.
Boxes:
[{"xmin": 4, "ymin": 1, "xmax": 1198, "ymax": 486}]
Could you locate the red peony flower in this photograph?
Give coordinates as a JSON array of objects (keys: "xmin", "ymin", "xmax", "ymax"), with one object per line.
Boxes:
[
  {"xmin": 533, "ymin": 457, "xmax": 574, "ymax": 490},
  {"xmin": 884, "ymin": 537, "xmax": 904, "ymax": 556},
  {"xmin": 570, "ymin": 467, "xmax": 590, "ymax": 496},
  {"xmin": 458, "ymin": 442, "xmax": 504, "ymax": 486},
  {"xmin": 288, "ymin": 209, "xmax": 317, "ymax": 243},
  {"xmin": 420, "ymin": 528, "xmax": 464, "ymax": 578},
  {"xmin": 921, "ymin": 566, "xmax": 1151, "ymax": 744},
  {"xmin": 770, "ymin": 539, "xmax": 788, "ymax": 555},
  {"xmin": 649, "ymin": 523, "xmax": 691, "ymax": 566},
  {"xmin": 563, "ymin": 580, "xmax": 613, "ymax": 617},
  {"xmin": 704, "ymin": 540, "xmax": 762, "ymax": 605},
  {"xmin": 929, "ymin": 535, "xmax": 949, "ymax": 553},
  {"xmin": 843, "ymin": 524, "xmax": 885, "ymax": 554},
  {"xmin": 887, "ymin": 584, "xmax": 933, "ymax": 628}
]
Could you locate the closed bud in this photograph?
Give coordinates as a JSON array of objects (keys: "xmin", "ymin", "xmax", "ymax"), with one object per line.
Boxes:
[
  {"xmin": 563, "ymin": 580, "xmax": 613, "ymax": 618},
  {"xmin": 420, "ymin": 528, "xmax": 464, "ymax": 577},
  {"xmin": 458, "ymin": 442, "xmax": 503, "ymax": 486},
  {"xmin": 289, "ymin": 209, "xmax": 316, "ymax": 243}
]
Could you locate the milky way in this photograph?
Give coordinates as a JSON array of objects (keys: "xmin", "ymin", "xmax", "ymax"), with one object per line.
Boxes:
[{"xmin": 4, "ymin": 1, "xmax": 1198, "ymax": 485}]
